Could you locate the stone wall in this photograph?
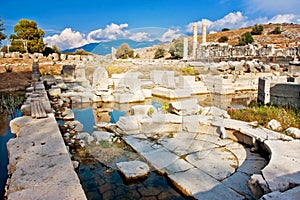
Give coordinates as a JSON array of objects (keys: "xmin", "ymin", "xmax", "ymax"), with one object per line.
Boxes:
[
  {"xmin": 258, "ymin": 77, "xmax": 300, "ymax": 109},
  {"xmin": 196, "ymin": 43, "xmax": 298, "ymax": 63},
  {"xmin": 270, "ymin": 83, "xmax": 300, "ymax": 108}
]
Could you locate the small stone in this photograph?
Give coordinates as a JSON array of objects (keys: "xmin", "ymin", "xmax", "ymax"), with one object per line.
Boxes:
[
  {"xmin": 267, "ymin": 119, "xmax": 282, "ymax": 131},
  {"xmin": 116, "ymin": 161, "xmax": 150, "ymax": 180},
  {"xmin": 285, "ymin": 127, "xmax": 300, "ymax": 139}
]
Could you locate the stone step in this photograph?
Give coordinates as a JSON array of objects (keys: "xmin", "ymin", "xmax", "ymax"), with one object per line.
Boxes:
[{"xmin": 31, "ymin": 100, "xmax": 47, "ymax": 119}]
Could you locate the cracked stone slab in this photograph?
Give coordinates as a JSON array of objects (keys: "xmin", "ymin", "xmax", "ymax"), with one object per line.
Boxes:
[
  {"xmin": 169, "ymin": 168, "xmax": 243, "ymax": 199},
  {"xmin": 140, "ymin": 148, "xmax": 179, "ymax": 174},
  {"xmin": 262, "ymin": 140, "xmax": 300, "ymax": 192},
  {"xmin": 222, "ymin": 172, "xmax": 253, "ymax": 199},
  {"xmin": 186, "ymin": 147, "xmax": 238, "ymax": 180},
  {"xmin": 116, "ymin": 161, "xmax": 150, "ymax": 180}
]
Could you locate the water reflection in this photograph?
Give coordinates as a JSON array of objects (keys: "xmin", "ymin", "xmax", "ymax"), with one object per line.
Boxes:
[{"xmin": 0, "ymin": 110, "xmax": 21, "ymax": 199}]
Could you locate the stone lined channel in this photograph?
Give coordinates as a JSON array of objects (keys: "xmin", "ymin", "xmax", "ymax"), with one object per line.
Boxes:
[
  {"xmin": 56, "ymin": 91, "xmax": 266, "ymax": 199},
  {"xmin": 58, "ymin": 105, "xmax": 189, "ymax": 200}
]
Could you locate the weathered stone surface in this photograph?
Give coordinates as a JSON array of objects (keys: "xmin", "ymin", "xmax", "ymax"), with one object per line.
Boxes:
[
  {"xmin": 248, "ymin": 174, "xmax": 271, "ymax": 199},
  {"xmin": 285, "ymin": 127, "xmax": 300, "ymax": 139},
  {"xmin": 260, "ymin": 186, "xmax": 300, "ymax": 200},
  {"xmin": 92, "ymin": 131, "xmax": 114, "ymax": 143},
  {"xmin": 200, "ymin": 106, "xmax": 230, "ymax": 118},
  {"xmin": 116, "ymin": 161, "xmax": 150, "ymax": 180},
  {"xmin": 168, "ymin": 98, "xmax": 200, "ymax": 115},
  {"xmin": 186, "ymin": 148, "xmax": 238, "ymax": 180},
  {"xmin": 222, "ymin": 172, "xmax": 253, "ymax": 199},
  {"xmin": 74, "ymin": 132, "xmax": 94, "ymax": 144},
  {"xmin": 267, "ymin": 119, "xmax": 282, "ymax": 131},
  {"xmin": 130, "ymin": 105, "xmax": 156, "ymax": 116},
  {"xmin": 7, "ymin": 114, "xmax": 86, "ymax": 200},
  {"xmin": 48, "ymin": 88, "xmax": 61, "ymax": 97},
  {"xmin": 169, "ymin": 168, "xmax": 243, "ymax": 199},
  {"xmin": 262, "ymin": 140, "xmax": 300, "ymax": 192},
  {"xmin": 62, "ymin": 108, "xmax": 74, "ymax": 120},
  {"xmin": 141, "ymin": 148, "xmax": 178, "ymax": 174}
]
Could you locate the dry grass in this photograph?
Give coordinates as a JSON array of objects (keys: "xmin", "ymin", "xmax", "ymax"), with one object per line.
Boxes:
[{"xmin": 228, "ymin": 104, "xmax": 300, "ymax": 130}]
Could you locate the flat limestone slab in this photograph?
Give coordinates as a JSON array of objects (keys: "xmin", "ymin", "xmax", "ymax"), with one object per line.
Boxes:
[
  {"xmin": 7, "ymin": 114, "xmax": 86, "ymax": 200},
  {"xmin": 116, "ymin": 161, "xmax": 150, "ymax": 180},
  {"xmin": 168, "ymin": 168, "xmax": 243, "ymax": 199},
  {"xmin": 262, "ymin": 140, "xmax": 300, "ymax": 192},
  {"xmin": 186, "ymin": 147, "xmax": 238, "ymax": 181},
  {"xmin": 141, "ymin": 148, "xmax": 179, "ymax": 174}
]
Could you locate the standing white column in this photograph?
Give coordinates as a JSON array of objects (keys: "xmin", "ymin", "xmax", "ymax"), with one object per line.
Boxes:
[
  {"xmin": 202, "ymin": 23, "xmax": 207, "ymax": 44},
  {"xmin": 183, "ymin": 37, "xmax": 188, "ymax": 60},
  {"xmin": 192, "ymin": 22, "xmax": 198, "ymax": 59}
]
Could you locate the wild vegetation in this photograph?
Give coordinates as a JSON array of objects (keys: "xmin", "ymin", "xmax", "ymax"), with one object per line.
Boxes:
[
  {"xmin": 0, "ymin": 92, "xmax": 25, "ymax": 116},
  {"xmin": 169, "ymin": 39, "xmax": 183, "ymax": 59},
  {"xmin": 0, "ymin": 18, "xmax": 6, "ymax": 45},
  {"xmin": 154, "ymin": 47, "xmax": 166, "ymax": 59},
  {"xmin": 237, "ymin": 32, "xmax": 254, "ymax": 46},
  {"xmin": 228, "ymin": 104, "xmax": 300, "ymax": 130},
  {"xmin": 115, "ymin": 43, "xmax": 134, "ymax": 59},
  {"xmin": 251, "ymin": 24, "xmax": 265, "ymax": 35}
]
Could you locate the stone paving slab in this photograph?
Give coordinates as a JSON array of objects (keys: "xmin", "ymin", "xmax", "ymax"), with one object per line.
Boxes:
[
  {"xmin": 186, "ymin": 147, "xmax": 238, "ymax": 181},
  {"xmin": 222, "ymin": 172, "xmax": 253, "ymax": 199},
  {"xmin": 140, "ymin": 148, "xmax": 179, "ymax": 174},
  {"xmin": 169, "ymin": 168, "xmax": 244, "ymax": 199},
  {"xmin": 7, "ymin": 114, "xmax": 86, "ymax": 200},
  {"xmin": 262, "ymin": 140, "xmax": 300, "ymax": 192}
]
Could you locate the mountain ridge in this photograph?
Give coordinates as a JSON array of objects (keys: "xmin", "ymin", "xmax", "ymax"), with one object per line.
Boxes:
[{"xmin": 62, "ymin": 39, "xmax": 161, "ymax": 55}]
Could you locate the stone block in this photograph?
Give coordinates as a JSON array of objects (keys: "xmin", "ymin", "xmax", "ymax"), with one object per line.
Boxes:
[{"xmin": 116, "ymin": 161, "xmax": 150, "ymax": 180}]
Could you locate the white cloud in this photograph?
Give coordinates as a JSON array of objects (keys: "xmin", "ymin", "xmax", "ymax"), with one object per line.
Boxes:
[
  {"xmin": 129, "ymin": 32, "xmax": 150, "ymax": 41},
  {"xmin": 268, "ymin": 14, "xmax": 299, "ymax": 24},
  {"xmin": 87, "ymin": 23, "xmax": 129, "ymax": 42},
  {"xmin": 186, "ymin": 11, "xmax": 300, "ymax": 33},
  {"xmin": 44, "ymin": 28, "xmax": 88, "ymax": 50},
  {"xmin": 244, "ymin": 0, "xmax": 300, "ymax": 15},
  {"xmin": 161, "ymin": 29, "xmax": 182, "ymax": 42}
]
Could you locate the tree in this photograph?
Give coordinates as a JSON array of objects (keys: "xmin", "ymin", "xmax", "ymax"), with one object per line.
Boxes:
[
  {"xmin": 115, "ymin": 43, "xmax": 134, "ymax": 59},
  {"xmin": 154, "ymin": 48, "xmax": 166, "ymax": 59},
  {"xmin": 222, "ymin": 28, "xmax": 230, "ymax": 32},
  {"xmin": 169, "ymin": 39, "xmax": 183, "ymax": 59},
  {"xmin": 10, "ymin": 19, "xmax": 45, "ymax": 53},
  {"xmin": 0, "ymin": 18, "xmax": 6, "ymax": 45},
  {"xmin": 237, "ymin": 32, "xmax": 254, "ymax": 46},
  {"xmin": 218, "ymin": 36, "xmax": 229, "ymax": 43},
  {"xmin": 251, "ymin": 24, "xmax": 264, "ymax": 35}
]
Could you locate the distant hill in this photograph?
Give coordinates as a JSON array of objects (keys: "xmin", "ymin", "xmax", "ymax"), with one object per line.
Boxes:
[{"xmin": 63, "ymin": 39, "xmax": 161, "ymax": 55}]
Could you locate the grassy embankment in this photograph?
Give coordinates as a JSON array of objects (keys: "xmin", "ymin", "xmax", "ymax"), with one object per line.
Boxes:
[{"xmin": 228, "ymin": 103, "xmax": 300, "ymax": 131}]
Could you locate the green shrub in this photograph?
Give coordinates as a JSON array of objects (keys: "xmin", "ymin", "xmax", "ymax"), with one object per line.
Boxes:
[
  {"xmin": 271, "ymin": 26, "xmax": 281, "ymax": 34},
  {"xmin": 237, "ymin": 32, "xmax": 254, "ymax": 46},
  {"xmin": 222, "ymin": 28, "xmax": 230, "ymax": 32},
  {"xmin": 218, "ymin": 36, "xmax": 229, "ymax": 43},
  {"xmin": 154, "ymin": 48, "xmax": 166, "ymax": 59},
  {"xmin": 251, "ymin": 24, "xmax": 264, "ymax": 35}
]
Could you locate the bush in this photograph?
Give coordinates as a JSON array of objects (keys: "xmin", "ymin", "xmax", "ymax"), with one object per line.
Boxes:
[
  {"xmin": 169, "ymin": 39, "xmax": 183, "ymax": 59},
  {"xmin": 154, "ymin": 48, "xmax": 166, "ymax": 59},
  {"xmin": 251, "ymin": 24, "xmax": 264, "ymax": 35},
  {"xmin": 237, "ymin": 32, "xmax": 254, "ymax": 46},
  {"xmin": 5, "ymin": 65, "xmax": 12, "ymax": 73},
  {"xmin": 115, "ymin": 43, "xmax": 134, "ymax": 59},
  {"xmin": 222, "ymin": 28, "xmax": 230, "ymax": 32},
  {"xmin": 271, "ymin": 26, "xmax": 281, "ymax": 34},
  {"xmin": 218, "ymin": 36, "xmax": 229, "ymax": 43}
]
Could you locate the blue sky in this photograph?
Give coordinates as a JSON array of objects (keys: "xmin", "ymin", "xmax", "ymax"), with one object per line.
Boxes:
[{"xmin": 1, "ymin": 0, "xmax": 300, "ymax": 50}]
